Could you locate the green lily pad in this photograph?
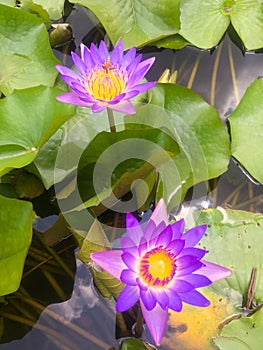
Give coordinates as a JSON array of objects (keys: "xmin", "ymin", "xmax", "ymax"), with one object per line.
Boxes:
[
  {"xmin": 120, "ymin": 338, "xmax": 149, "ymax": 350},
  {"xmin": 0, "ymin": 195, "xmax": 32, "ymax": 296},
  {"xmin": 0, "ymin": 86, "xmax": 75, "ymax": 172},
  {"xmin": 214, "ymin": 308, "xmax": 263, "ymax": 349},
  {"xmin": 150, "ymin": 34, "xmax": 189, "ymax": 50},
  {"xmin": 195, "ymin": 208, "xmax": 263, "ymax": 303},
  {"xmin": 76, "ymin": 220, "xmax": 124, "ymax": 299},
  {"xmin": 228, "ymin": 78, "xmax": 263, "ymax": 184},
  {"xmin": 0, "ymin": 4, "xmax": 59, "ymax": 95},
  {"xmin": 27, "ymin": 0, "xmax": 65, "ymax": 20},
  {"xmin": 69, "ymin": 0, "xmax": 180, "ymax": 49},
  {"xmin": 179, "ymin": 0, "xmax": 263, "ymax": 50},
  {"xmin": 149, "ymin": 83, "xmax": 230, "ymax": 208}
]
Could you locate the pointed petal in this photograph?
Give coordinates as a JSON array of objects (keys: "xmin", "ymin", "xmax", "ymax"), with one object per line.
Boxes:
[
  {"xmin": 98, "ymin": 40, "xmax": 109, "ymax": 62},
  {"xmin": 151, "ymin": 289, "xmax": 169, "ymax": 309},
  {"xmin": 55, "ymin": 65, "xmax": 81, "ymax": 81},
  {"xmin": 179, "ymin": 290, "xmax": 210, "ymax": 307},
  {"xmin": 120, "ymin": 269, "xmax": 137, "ymax": 285},
  {"xmin": 108, "ymin": 100, "xmax": 135, "ymax": 114},
  {"xmin": 176, "ymin": 255, "xmax": 199, "ymax": 269},
  {"xmin": 166, "ymin": 239, "xmax": 185, "ymax": 256},
  {"xmin": 121, "ymin": 236, "xmax": 139, "ymax": 257},
  {"xmin": 121, "ymin": 47, "xmax": 136, "ymax": 69},
  {"xmin": 111, "ymin": 40, "xmax": 123, "ymax": 65},
  {"xmin": 156, "ymin": 226, "xmax": 172, "ymax": 247},
  {"xmin": 144, "ymin": 220, "xmax": 156, "ymax": 240},
  {"xmin": 197, "ymin": 261, "xmax": 232, "ymax": 282},
  {"xmin": 127, "ymin": 81, "xmax": 156, "ymax": 94},
  {"xmin": 169, "ymin": 279, "xmax": 194, "ymax": 293},
  {"xmin": 121, "ymin": 252, "xmax": 137, "ymax": 271},
  {"xmin": 140, "ymin": 288, "xmax": 157, "ymax": 310},
  {"xmin": 116, "ymin": 285, "xmax": 139, "ymax": 312},
  {"xmin": 149, "ymin": 221, "xmax": 167, "ymax": 247},
  {"xmin": 129, "ymin": 58, "xmax": 156, "ymax": 85},
  {"xmin": 178, "ymin": 247, "xmax": 207, "ymax": 260},
  {"xmin": 90, "ymin": 250, "xmax": 125, "ymax": 280},
  {"xmin": 126, "ymin": 213, "xmax": 143, "ymax": 244},
  {"xmin": 150, "ymin": 199, "xmax": 169, "ymax": 226},
  {"xmin": 176, "ymin": 261, "xmax": 204, "ymax": 276},
  {"xmin": 182, "ymin": 225, "xmax": 207, "ymax": 247},
  {"xmin": 182, "ymin": 273, "xmax": 212, "ymax": 288},
  {"xmin": 171, "ymin": 219, "xmax": 185, "ymax": 239},
  {"xmin": 140, "ymin": 301, "xmax": 168, "ymax": 346},
  {"xmin": 167, "ymin": 290, "xmax": 182, "ymax": 312},
  {"xmin": 71, "ymin": 51, "xmax": 87, "ymax": 76},
  {"xmin": 56, "ymin": 92, "xmax": 92, "ymax": 107},
  {"xmin": 80, "ymin": 43, "xmax": 93, "ymax": 70},
  {"xmin": 90, "ymin": 42, "xmax": 103, "ymax": 65}
]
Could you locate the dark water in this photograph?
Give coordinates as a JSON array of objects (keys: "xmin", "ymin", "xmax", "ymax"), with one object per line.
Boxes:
[{"xmin": 1, "ymin": 5, "xmax": 263, "ymax": 350}]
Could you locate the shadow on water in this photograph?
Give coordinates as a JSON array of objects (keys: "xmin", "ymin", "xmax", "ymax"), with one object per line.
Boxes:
[{"xmin": 1, "ymin": 4, "xmax": 263, "ymax": 350}]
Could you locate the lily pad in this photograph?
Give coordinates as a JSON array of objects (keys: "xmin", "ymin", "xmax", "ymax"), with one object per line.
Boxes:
[
  {"xmin": 27, "ymin": 0, "xmax": 65, "ymax": 20},
  {"xmin": 0, "ymin": 86, "xmax": 75, "ymax": 172},
  {"xmin": 0, "ymin": 4, "xmax": 59, "ymax": 95},
  {"xmin": 179, "ymin": 0, "xmax": 263, "ymax": 50},
  {"xmin": 228, "ymin": 78, "xmax": 263, "ymax": 184},
  {"xmin": 0, "ymin": 195, "xmax": 32, "ymax": 296},
  {"xmin": 214, "ymin": 307, "xmax": 263, "ymax": 349},
  {"xmin": 149, "ymin": 83, "xmax": 230, "ymax": 208},
  {"xmin": 69, "ymin": 0, "xmax": 180, "ymax": 49}
]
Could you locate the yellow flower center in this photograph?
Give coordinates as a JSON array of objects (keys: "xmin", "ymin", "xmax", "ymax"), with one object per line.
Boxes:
[
  {"xmin": 84, "ymin": 58, "xmax": 126, "ymax": 101},
  {"xmin": 139, "ymin": 247, "xmax": 176, "ymax": 287}
]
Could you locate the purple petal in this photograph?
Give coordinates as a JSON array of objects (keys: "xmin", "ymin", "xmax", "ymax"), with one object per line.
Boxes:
[
  {"xmin": 149, "ymin": 222, "xmax": 167, "ymax": 246},
  {"xmin": 144, "ymin": 220, "xmax": 156, "ymax": 240},
  {"xmin": 150, "ymin": 199, "xmax": 169, "ymax": 226},
  {"xmin": 90, "ymin": 250, "xmax": 125, "ymax": 280},
  {"xmin": 171, "ymin": 219, "xmax": 184, "ymax": 239},
  {"xmin": 151, "ymin": 289, "xmax": 169, "ymax": 309},
  {"xmin": 126, "ymin": 213, "xmax": 143, "ymax": 244},
  {"xmin": 71, "ymin": 51, "xmax": 87, "ymax": 76},
  {"xmin": 80, "ymin": 44, "xmax": 93, "ymax": 70},
  {"xmin": 134, "ymin": 57, "xmax": 155, "ymax": 76},
  {"xmin": 127, "ymin": 54, "xmax": 143, "ymax": 77},
  {"xmin": 182, "ymin": 225, "xmax": 207, "ymax": 247},
  {"xmin": 169, "ymin": 279, "xmax": 194, "ymax": 293},
  {"xmin": 178, "ymin": 247, "xmax": 207, "ymax": 260},
  {"xmin": 167, "ymin": 290, "xmax": 182, "ymax": 312},
  {"xmin": 121, "ymin": 47, "xmax": 136, "ymax": 69},
  {"xmin": 110, "ymin": 40, "xmax": 123, "ymax": 65},
  {"xmin": 140, "ymin": 288, "xmax": 157, "ymax": 310},
  {"xmin": 197, "ymin": 261, "xmax": 232, "ymax": 282},
  {"xmin": 116, "ymin": 285, "xmax": 139, "ymax": 312},
  {"xmin": 176, "ymin": 261, "xmax": 204, "ymax": 276},
  {"xmin": 130, "ymin": 58, "xmax": 156, "ymax": 85},
  {"xmin": 120, "ymin": 269, "xmax": 137, "ymax": 286},
  {"xmin": 91, "ymin": 102, "xmax": 107, "ymax": 113},
  {"xmin": 156, "ymin": 226, "xmax": 172, "ymax": 247},
  {"xmin": 108, "ymin": 100, "xmax": 135, "ymax": 114},
  {"xmin": 176, "ymin": 255, "xmax": 198, "ymax": 269},
  {"xmin": 121, "ymin": 252, "xmax": 137, "ymax": 271},
  {"xmin": 55, "ymin": 65, "xmax": 81, "ymax": 81},
  {"xmin": 138, "ymin": 236, "xmax": 148, "ymax": 256},
  {"xmin": 182, "ymin": 274, "xmax": 212, "ymax": 288},
  {"xmin": 121, "ymin": 236, "xmax": 139, "ymax": 257},
  {"xmin": 140, "ymin": 301, "xmax": 168, "ymax": 346},
  {"xmin": 90, "ymin": 42, "xmax": 103, "ymax": 65},
  {"xmin": 98, "ymin": 40, "xmax": 109, "ymax": 62},
  {"xmin": 127, "ymin": 81, "xmax": 156, "ymax": 94},
  {"xmin": 166, "ymin": 239, "xmax": 185, "ymax": 257},
  {"xmin": 179, "ymin": 290, "xmax": 210, "ymax": 307},
  {"xmin": 56, "ymin": 92, "xmax": 92, "ymax": 107},
  {"xmin": 122, "ymin": 90, "xmax": 140, "ymax": 100}
]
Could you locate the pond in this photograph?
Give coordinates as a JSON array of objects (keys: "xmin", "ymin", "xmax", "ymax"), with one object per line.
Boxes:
[{"xmin": 1, "ymin": 2, "xmax": 263, "ymax": 350}]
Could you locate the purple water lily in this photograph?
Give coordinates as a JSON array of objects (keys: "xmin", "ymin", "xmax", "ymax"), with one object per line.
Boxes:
[
  {"xmin": 55, "ymin": 40, "xmax": 156, "ymax": 114},
  {"xmin": 91, "ymin": 199, "xmax": 231, "ymax": 345}
]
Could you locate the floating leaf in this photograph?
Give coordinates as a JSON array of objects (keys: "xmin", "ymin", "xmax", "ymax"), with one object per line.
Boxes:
[
  {"xmin": 0, "ymin": 4, "xmax": 59, "ymax": 95},
  {"xmin": 228, "ymin": 78, "xmax": 263, "ymax": 184},
  {"xmin": 0, "ymin": 195, "xmax": 32, "ymax": 296},
  {"xmin": 214, "ymin": 308, "xmax": 263, "ymax": 349},
  {"xmin": 149, "ymin": 83, "xmax": 230, "ymax": 208},
  {"xmin": 77, "ymin": 220, "xmax": 124, "ymax": 299},
  {"xmin": 69, "ymin": 0, "xmax": 180, "ymax": 49},
  {"xmin": 27, "ymin": 0, "xmax": 65, "ymax": 20},
  {"xmin": 0, "ymin": 86, "xmax": 75, "ymax": 172},
  {"xmin": 179, "ymin": 0, "xmax": 263, "ymax": 50},
  {"xmin": 120, "ymin": 338, "xmax": 149, "ymax": 350}
]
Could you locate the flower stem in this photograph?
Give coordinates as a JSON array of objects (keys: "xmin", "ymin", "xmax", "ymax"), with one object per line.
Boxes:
[{"xmin": 107, "ymin": 108, "xmax": 116, "ymax": 132}]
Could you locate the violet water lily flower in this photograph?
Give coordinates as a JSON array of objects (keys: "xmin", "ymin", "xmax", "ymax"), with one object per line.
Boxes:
[
  {"xmin": 91, "ymin": 199, "xmax": 231, "ymax": 345},
  {"xmin": 55, "ymin": 40, "xmax": 156, "ymax": 114}
]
